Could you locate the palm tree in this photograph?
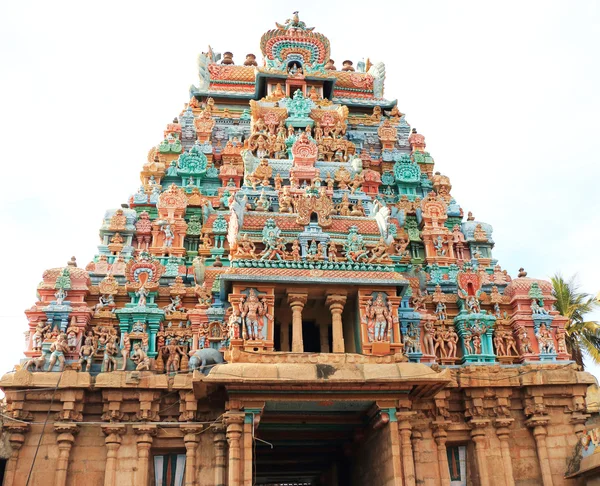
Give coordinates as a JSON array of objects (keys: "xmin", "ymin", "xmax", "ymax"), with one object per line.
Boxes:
[{"xmin": 551, "ymin": 274, "xmax": 600, "ymax": 368}]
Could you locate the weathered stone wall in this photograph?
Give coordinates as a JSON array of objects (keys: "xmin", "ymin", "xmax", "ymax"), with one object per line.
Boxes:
[{"xmin": 352, "ymin": 424, "xmax": 396, "ymax": 486}]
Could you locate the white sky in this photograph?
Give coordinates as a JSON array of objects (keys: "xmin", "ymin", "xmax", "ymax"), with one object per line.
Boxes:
[{"xmin": 0, "ymin": 0, "xmax": 599, "ymax": 380}]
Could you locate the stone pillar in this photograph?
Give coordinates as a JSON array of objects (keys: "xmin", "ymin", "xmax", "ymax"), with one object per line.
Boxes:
[
  {"xmin": 494, "ymin": 418, "xmax": 515, "ymax": 486},
  {"xmin": 3, "ymin": 423, "xmax": 29, "ymax": 486},
  {"xmin": 432, "ymin": 422, "xmax": 451, "ymax": 486},
  {"xmin": 287, "ymin": 293, "xmax": 307, "ymax": 353},
  {"xmin": 133, "ymin": 425, "xmax": 157, "ymax": 486},
  {"xmin": 181, "ymin": 426, "xmax": 202, "ymax": 486},
  {"xmin": 225, "ymin": 413, "xmax": 245, "ymax": 486},
  {"xmin": 102, "ymin": 424, "xmax": 126, "ymax": 486},
  {"xmin": 411, "ymin": 429, "xmax": 424, "ymax": 485},
  {"xmin": 326, "ymin": 294, "xmax": 347, "ymax": 353},
  {"xmin": 280, "ymin": 319, "xmax": 290, "ymax": 352},
  {"xmin": 397, "ymin": 417, "xmax": 416, "ymax": 486},
  {"xmin": 212, "ymin": 424, "xmax": 227, "ymax": 486},
  {"xmin": 319, "ymin": 322, "xmax": 330, "ymax": 353},
  {"xmin": 526, "ymin": 417, "xmax": 553, "ymax": 486},
  {"xmin": 470, "ymin": 419, "xmax": 490, "ymax": 486},
  {"xmin": 54, "ymin": 423, "xmax": 78, "ymax": 486}
]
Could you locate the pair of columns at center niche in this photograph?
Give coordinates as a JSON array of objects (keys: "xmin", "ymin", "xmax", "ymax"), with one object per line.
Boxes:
[{"xmin": 280, "ymin": 290, "xmax": 347, "ymax": 353}]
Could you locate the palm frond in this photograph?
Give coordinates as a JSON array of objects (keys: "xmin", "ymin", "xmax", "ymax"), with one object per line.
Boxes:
[{"xmin": 551, "ymin": 273, "xmax": 600, "ymax": 369}]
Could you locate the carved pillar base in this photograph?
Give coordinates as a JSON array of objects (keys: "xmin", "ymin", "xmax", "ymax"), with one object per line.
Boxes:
[
  {"xmin": 494, "ymin": 418, "xmax": 515, "ymax": 486},
  {"xmin": 212, "ymin": 424, "xmax": 227, "ymax": 486},
  {"xmin": 326, "ymin": 293, "xmax": 347, "ymax": 353},
  {"xmin": 288, "ymin": 292, "xmax": 307, "ymax": 353},
  {"xmin": 133, "ymin": 425, "xmax": 158, "ymax": 486},
  {"xmin": 182, "ymin": 426, "xmax": 202, "ymax": 486},
  {"xmin": 432, "ymin": 421, "xmax": 451, "ymax": 486},
  {"xmin": 470, "ymin": 419, "xmax": 491, "ymax": 486},
  {"xmin": 54, "ymin": 423, "xmax": 79, "ymax": 486},
  {"xmin": 225, "ymin": 413, "xmax": 245, "ymax": 486},
  {"xmin": 3, "ymin": 423, "xmax": 29, "ymax": 486},
  {"xmin": 102, "ymin": 424, "xmax": 126, "ymax": 486},
  {"xmin": 397, "ymin": 414, "xmax": 416, "ymax": 486},
  {"xmin": 526, "ymin": 416, "xmax": 553, "ymax": 486}
]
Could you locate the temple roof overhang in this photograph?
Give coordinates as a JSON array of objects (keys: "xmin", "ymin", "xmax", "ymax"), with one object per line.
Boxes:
[
  {"xmin": 219, "ymin": 269, "xmax": 409, "ymax": 300},
  {"xmin": 201, "ymin": 361, "xmax": 452, "ymax": 399}
]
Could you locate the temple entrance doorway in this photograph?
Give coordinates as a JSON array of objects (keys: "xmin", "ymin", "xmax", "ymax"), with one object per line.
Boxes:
[{"xmin": 253, "ymin": 400, "xmax": 372, "ymax": 486}]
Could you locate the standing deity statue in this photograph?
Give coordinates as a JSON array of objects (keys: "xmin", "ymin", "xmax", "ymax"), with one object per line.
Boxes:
[
  {"xmin": 47, "ymin": 333, "xmax": 69, "ymax": 372},
  {"xmin": 434, "ymin": 327, "xmax": 447, "ymax": 358},
  {"xmin": 365, "ymin": 293, "xmax": 393, "ymax": 342},
  {"xmin": 435, "ymin": 302, "xmax": 447, "ymax": 321},
  {"xmin": 494, "ymin": 329, "xmax": 506, "ymax": 356},
  {"xmin": 520, "ymin": 327, "xmax": 532, "ymax": 354},
  {"xmin": 240, "ymin": 290, "xmax": 266, "ymax": 341},
  {"xmin": 463, "ymin": 332, "xmax": 473, "ymax": 355},
  {"xmin": 79, "ymin": 337, "xmax": 96, "ymax": 372},
  {"xmin": 446, "ymin": 327, "xmax": 458, "ymax": 358},
  {"xmin": 423, "ymin": 321, "xmax": 435, "ymax": 356},
  {"xmin": 32, "ymin": 321, "xmax": 50, "ymax": 350},
  {"xmin": 136, "ymin": 286, "xmax": 149, "ymax": 307},
  {"xmin": 162, "ymin": 224, "xmax": 175, "ymax": 247},
  {"xmin": 102, "ymin": 339, "xmax": 119, "ymax": 372}
]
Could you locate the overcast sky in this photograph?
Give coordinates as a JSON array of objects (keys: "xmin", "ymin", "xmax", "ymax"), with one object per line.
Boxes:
[{"xmin": 0, "ymin": 0, "xmax": 599, "ymax": 380}]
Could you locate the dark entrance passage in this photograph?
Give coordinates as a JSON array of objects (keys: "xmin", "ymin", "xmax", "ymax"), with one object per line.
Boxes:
[
  {"xmin": 302, "ymin": 321, "xmax": 321, "ymax": 353},
  {"xmin": 254, "ymin": 401, "xmax": 371, "ymax": 486}
]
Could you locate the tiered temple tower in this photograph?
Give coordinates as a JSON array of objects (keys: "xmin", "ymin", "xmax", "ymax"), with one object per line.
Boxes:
[{"xmin": 1, "ymin": 13, "xmax": 595, "ymax": 486}]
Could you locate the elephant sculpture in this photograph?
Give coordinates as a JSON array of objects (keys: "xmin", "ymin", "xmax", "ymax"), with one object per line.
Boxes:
[{"xmin": 188, "ymin": 347, "xmax": 224, "ymax": 373}]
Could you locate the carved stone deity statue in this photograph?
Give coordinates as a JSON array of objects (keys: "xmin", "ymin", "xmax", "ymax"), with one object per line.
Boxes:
[
  {"xmin": 239, "ymin": 289, "xmax": 266, "ymax": 341},
  {"xmin": 365, "ymin": 293, "xmax": 393, "ymax": 342},
  {"xmin": 79, "ymin": 337, "xmax": 95, "ymax": 372},
  {"xmin": 48, "ymin": 333, "xmax": 69, "ymax": 372},
  {"xmin": 132, "ymin": 343, "xmax": 150, "ymax": 371}
]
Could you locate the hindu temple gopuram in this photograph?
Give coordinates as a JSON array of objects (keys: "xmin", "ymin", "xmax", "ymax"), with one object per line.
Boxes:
[{"xmin": 1, "ymin": 12, "xmax": 597, "ymax": 486}]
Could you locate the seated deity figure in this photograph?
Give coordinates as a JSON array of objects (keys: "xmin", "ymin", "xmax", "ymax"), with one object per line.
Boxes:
[
  {"xmin": 250, "ymin": 159, "xmax": 273, "ymax": 189},
  {"xmin": 531, "ymin": 299, "xmax": 549, "ymax": 315},
  {"xmin": 239, "ymin": 289, "xmax": 266, "ymax": 341},
  {"xmin": 132, "ymin": 343, "xmax": 150, "ymax": 371},
  {"xmin": 255, "ymin": 190, "xmax": 271, "ymax": 211},
  {"xmin": 278, "ymin": 186, "xmax": 293, "ymax": 213}
]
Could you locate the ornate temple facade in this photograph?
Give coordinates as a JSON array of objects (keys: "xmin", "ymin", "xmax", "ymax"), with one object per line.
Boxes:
[{"xmin": 1, "ymin": 13, "xmax": 596, "ymax": 486}]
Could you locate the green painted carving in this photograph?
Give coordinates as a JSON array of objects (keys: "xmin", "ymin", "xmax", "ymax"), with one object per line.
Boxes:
[
  {"xmin": 187, "ymin": 215, "xmax": 202, "ymax": 236},
  {"xmin": 286, "ymin": 90, "xmax": 314, "ymax": 120},
  {"xmin": 212, "ymin": 215, "xmax": 228, "ymax": 234},
  {"xmin": 177, "ymin": 144, "xmax": 208, "ymax": 175},
  {"xmin": 158, "ymin": 135, "xmax": 182, "ymax": 154},
  {"xmin": 528, "ymin": 282, "xmax": 544, "ymax": 300},
  {"xmin": 394, "ymin": 153, "xmax": 421, "ymax": 183},
  {"xmin": 54, "ymin": 268, "xmax": 72, "ymax": 290},
  {"xmin": 405, "ymin": 218, "xmax": 421, "ymax": 242}
]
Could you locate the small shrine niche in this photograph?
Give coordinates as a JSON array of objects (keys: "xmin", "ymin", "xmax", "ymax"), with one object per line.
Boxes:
[
  {"xmin": 358, "ymin": 288, "xmax": 402, "ymax": 356},
  {"xmin": 227, "ymin": 285, "xmax": 275, "ymax": 352}
]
